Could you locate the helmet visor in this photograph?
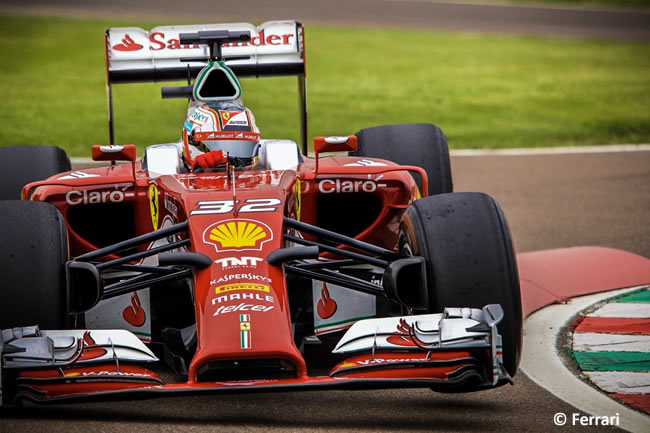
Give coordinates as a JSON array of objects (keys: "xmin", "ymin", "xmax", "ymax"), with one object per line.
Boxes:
[
  {"xmin": 201, "ymin": 140, "xmax": 258, "ymax": 158},
  {"xmin": 193, "ymin": 131, "xmax": 260, "ymax": 158}
]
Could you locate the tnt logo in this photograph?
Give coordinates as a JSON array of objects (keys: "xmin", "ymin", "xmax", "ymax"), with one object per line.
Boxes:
[{"xmin": 214, "ymin": 256, "xmax": 263, "ymax": 269}]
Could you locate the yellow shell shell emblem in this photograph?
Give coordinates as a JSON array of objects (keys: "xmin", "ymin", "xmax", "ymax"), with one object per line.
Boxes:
[
  {"xmin": 203, "ymin": 219, "xmax": 273, "ymax": 252},
  {"xmin": 148, "ymin": 184, "xmax": 159, "ymax": 230}
]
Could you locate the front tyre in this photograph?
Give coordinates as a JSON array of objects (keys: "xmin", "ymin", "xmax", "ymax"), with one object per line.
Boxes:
[
  {"xmin": 0, "ymin": 201, "xmax": 69, "ymax": 329},
  {"xmin": 0, "ymin": 145, "xmax": 71, "ymax": 199},
  {"xmin": 399, "ymin": 192, "xmax": 522, "ymax": 377}
]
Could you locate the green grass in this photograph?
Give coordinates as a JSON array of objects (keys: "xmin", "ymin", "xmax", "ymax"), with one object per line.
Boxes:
[
  {"xmin": 440, "ymin": 0, "xmax": 650, "ymax": 10},
  {"xmin": 1, "ymin": 15, "xmax": 649, "ymax": 156}
]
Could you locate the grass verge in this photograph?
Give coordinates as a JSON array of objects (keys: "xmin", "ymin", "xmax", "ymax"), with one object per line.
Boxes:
[
  {"xmin": 427, "ymin": 0, "xmax": 650, "ymax": 10},
  {"xmin": 0, "ymin": 15, "xmax": 649, "ymax": 156}
]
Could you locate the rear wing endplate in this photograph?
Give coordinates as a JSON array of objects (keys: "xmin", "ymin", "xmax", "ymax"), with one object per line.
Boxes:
[{"xmin": 104, "ymin": 21, "xmax": 307, "ymax": 152}]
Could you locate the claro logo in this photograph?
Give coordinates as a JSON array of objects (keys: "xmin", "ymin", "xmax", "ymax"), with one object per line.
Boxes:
[
  {"xmin": 318, "ymin": 176, "xmax": 387, "ymax": 194},
  {"xmin": 66, "ymin": 186, "xmax": 133, "ymax": 206}
]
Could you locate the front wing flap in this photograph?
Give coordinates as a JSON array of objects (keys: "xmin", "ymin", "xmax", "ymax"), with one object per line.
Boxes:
[
  {"xmin": 0, "ymin": 305, "xmax": 508, "ymax": 405},
  {"xmin": 330, "ymin": 305, "xmax": 509, "ymax": 387}
]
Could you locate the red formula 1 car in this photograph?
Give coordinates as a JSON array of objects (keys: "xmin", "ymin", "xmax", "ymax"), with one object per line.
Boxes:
[{"xmin": 0, "ymin": 21, "xmax": 521, "ymax": 405}]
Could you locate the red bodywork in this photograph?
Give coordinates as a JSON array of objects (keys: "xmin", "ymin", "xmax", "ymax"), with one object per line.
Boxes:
[
  {"xmin": 17, "ymin": 151, "xmax": 650, "ymax": 403},
  {"xmin": 20, "ymin": 151, "xmax": 428, "ymax": 399}
]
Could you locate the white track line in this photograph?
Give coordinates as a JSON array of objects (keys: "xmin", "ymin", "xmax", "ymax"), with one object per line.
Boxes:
[
  {"xmin": 71, "ymin": 144, "xmax": 650, "ymax": 164},
  {"xmin": 520, "ymin": 286, "xmax": 650, "ymax": 433},
  {"xmin": 450, "ymin": 144, "xmax": 650, "ymax": 156},
  {"xmin": 385, "ymin": 0, "xmax": 650, "ymax": 14}
]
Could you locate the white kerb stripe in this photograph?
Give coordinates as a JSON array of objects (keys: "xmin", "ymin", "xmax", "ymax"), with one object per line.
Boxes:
[
  {"xmin": 590, "ymin": 303, "xmax": 650, "ymax": 319},
  {"xmin": 573, "ymin": 333, "xmax": 650, "ymax": 353},
  {"xmin": 584, "ymin": 371, "xmax": 650, "ymax": 394}
]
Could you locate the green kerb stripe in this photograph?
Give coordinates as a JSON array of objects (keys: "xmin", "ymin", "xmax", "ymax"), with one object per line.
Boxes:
[
  {"xmin": 574, "ymin": 351, "xmax": 650, "ymax": 371},
  {"xmin": 614, "ymin": 289, "xmax": 650, "ymax": 303}
]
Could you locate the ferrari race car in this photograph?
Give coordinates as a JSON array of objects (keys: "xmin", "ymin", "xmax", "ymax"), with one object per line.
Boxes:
[{"xmin": 0, "ymin": 21, "xmax": 522, "ymax": 405}]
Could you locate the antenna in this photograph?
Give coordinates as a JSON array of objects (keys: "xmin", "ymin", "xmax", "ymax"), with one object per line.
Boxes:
[{"xmin": 178, "ymin": 30, "xmax": 252, "ymax": 61}]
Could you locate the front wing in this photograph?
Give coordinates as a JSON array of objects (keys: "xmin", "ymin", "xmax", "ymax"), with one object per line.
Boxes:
[{"xmin": 0, "ymin": 305, "xmax": 509, "ymax": 405}]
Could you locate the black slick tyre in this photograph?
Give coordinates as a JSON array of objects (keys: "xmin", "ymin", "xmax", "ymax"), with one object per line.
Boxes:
[
  {"xmin": 0, "ymin": 201, "xmax": 69, "ymax": 329},
  {"xmin": 399, "ymin": 192, "xmax": 522, "ymax": 377},
  {"xmin": 354, "ymin": 123, "xmax": 452, "ymax": 195},
  {"xmin": 0, "ymin": 145, "xmax": 71, "ymax": 199}
]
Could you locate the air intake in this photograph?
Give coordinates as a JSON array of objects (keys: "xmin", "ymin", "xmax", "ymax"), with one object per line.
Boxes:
[{"xmin": 196, "ymin": 358, "xmax": 296, "ymax": 382}]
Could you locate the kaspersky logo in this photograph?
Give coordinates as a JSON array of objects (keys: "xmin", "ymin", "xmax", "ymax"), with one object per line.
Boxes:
[
  {"xmin": 112, "ymin": 34, "xmax": 143, "ymax": 52},
  {"xmin": 203, "ymin": 219, "xmax": 273, "ymax": 252}
]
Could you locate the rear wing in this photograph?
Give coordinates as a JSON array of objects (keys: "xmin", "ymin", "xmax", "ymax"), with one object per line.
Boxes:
[{"xmin": 104, "ymin": 21, "xmax": 307, "ymax": 152}]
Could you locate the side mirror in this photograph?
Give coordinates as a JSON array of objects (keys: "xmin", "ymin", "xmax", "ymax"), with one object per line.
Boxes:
[
  {"xmin": 383, "ymin": 257, "xmax": 428, "ymax": 310},
  {"xmin": 313, "ymin": 136, "xmax": 358, "ymax": 153},
  {"xmin": 66, "ymin": 261, "xmax": 103, "ymax": 314},
  {"xmin": 92, "ymin": 144, "xmax": 137, "ymax": 163}
]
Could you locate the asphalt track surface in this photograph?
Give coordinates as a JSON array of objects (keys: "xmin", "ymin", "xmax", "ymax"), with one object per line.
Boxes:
[
  {"xmin": 2, "ymin": 0, "xmax": 650, "ymax": 41},
  {"xmin": 1, "ymin": 1, "xmax": 649, "ymax": 432}
]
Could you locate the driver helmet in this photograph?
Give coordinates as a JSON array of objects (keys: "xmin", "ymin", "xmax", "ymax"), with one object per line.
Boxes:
[{"xmin": 182, "ymin": 100, "xmax": 260, "ymax": 167}]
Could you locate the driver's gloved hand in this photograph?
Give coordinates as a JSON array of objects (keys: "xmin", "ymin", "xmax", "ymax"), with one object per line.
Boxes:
[{"xmin": 192, "ymin": 150, "xmax": 228, "ymax": 171}]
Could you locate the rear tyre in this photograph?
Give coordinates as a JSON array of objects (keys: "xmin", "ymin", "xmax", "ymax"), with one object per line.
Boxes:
[
  {"xmin": 354, "ymin": 123, "xmax": 452, "ymax": 195},
  {"xmin": 0, "ymin": 145, "xmax": 70, "ymax": 199},
  {"xmin": 399, "ymin": 192, "xmax": 522, "ymax": 377},
  {"xmin": 0, "ymin": 201, "xmax": 69, "ymax": 329}
]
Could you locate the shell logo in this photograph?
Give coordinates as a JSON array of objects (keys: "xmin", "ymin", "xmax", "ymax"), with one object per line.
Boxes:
[{"xmin": 203, "ymin": 219, "xmax": 273, "ymax": 252}]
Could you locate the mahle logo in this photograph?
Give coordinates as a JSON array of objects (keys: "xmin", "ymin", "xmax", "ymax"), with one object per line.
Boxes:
[{"xmin": 203, "ymin": 219, "xmax": 273, "ymax": 252}]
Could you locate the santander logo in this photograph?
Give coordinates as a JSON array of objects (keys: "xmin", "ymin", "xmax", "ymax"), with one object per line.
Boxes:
[
  {"xmin": 386, "ymin": 318, "xmax": 417, "ymax": 347},
  {"xmin": 122, "ymin": 292, "xmax": 146, "ymax": 327},
  {"xmin": 111, "ymin": 30, "xmax": 294, "ymax": 53},
  {"xmin": 317, "ymin": 283, "xmax": 337, "ymax": 319},
  {"xmin": 112, "ymin": 34, "xmax": 144, "ymax": 52},
  {"xmin": 79, "ymin": 331, "xmax": 109, "ymax": 361}
]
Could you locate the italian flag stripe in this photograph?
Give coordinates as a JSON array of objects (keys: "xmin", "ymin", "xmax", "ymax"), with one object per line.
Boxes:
[
  {"xmin": 610, "ymin": 394, "xmax": 650, "ymax": 414},
  {"xmin": 574, "ymin": 317, "xmax": 650, "ymax": 335},
  {"xmin": 573, "ymin": 333, "xmax": 650, "ymax": 352},
  {"xmin": 589, "ymin": 302, "xmax": 650, "ymax": 318},
  {"xmin": 572, "ymin": 286, "xmax": 650, "ymax": 414},
  {"xmin": 241, "ymin": 330, "xmax": 251, "ymax": 349},
  {"xmin": 240, "ymin": 314, "xmax": 251, "ymax": 349},
  {"xmin": 584, "ymin": 371, "xmax": 650, "ymax": 394},
  {"xmin": 614, "ymin": 290, "xmax": 650, "ymax": 303},
  {"xmin": 574, "ymin": 352, "xmax": 650, "ymax": 371}
]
